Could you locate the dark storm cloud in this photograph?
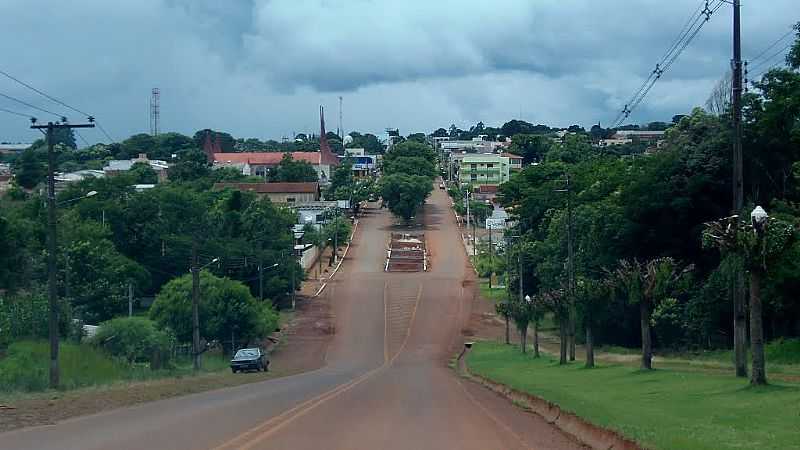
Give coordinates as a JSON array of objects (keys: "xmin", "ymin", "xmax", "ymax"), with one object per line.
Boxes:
[{"xmin": 0, "ymin": 0, "xmax": 797, "ymax": 142}]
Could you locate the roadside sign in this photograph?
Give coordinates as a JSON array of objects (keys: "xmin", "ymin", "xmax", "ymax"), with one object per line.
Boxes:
[{"xmin": 485, "ymin": 218, "xmax": 505, "ymax": 230}]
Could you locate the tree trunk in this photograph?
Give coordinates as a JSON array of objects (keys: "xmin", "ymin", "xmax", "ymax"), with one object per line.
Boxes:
[
  {"xmin": 532, "ymin": 319, "xmax": 540, "ymax": 358},
  {"xmin": 559, "ymin": 319, "xmax": 567, "ymax": 365},
  {"xmin": 750, "ymin": 271, "xmax": 767, "ymax": 385},
  {"xmin": 640, "ymin": 299, "xmax": 653, "ymax": 370},
  {"xmin": 733, "ymin": 271, "xmax": 748, "ymax": 377},
  {"xmin": 520, "ymin": 324, "xmax": 527, "ymax": 353},
  {"xmin": 505, "ymin": 314, "xmax": 510, "ymax": 345},
  {"xmin": 585, "ymin": 322, "xmax": 595, "ymax": 368}
]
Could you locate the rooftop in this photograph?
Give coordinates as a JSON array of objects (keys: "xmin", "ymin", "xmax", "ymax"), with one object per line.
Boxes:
[
  {"xmin": 214, "ymin": 182, "xmax": 319, "ymax": 194},
  {"xmin": 212, "ymin": 152, "xmax": 323, "ymax": 166}
]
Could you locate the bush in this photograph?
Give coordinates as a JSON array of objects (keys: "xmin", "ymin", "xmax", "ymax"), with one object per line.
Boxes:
[
  {"xmin": 150, "ymin": 271, "xmax": 279, "ymax": 345},
  {"xmin": 91, "ymin": 317, "xmax": 173, "ymax": 364}
]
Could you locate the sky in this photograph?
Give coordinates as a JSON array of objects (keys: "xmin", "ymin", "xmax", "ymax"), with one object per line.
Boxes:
[{"xmin": 0, "ymin": 0, "xmax": 796, "ymax": 144}]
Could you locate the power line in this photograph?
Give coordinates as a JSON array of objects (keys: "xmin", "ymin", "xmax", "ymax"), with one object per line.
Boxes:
[
  {"xmin": 0, "ymin": 68, "xmax": 92, "ymax": 118},
  {"xmin": 0, "ymin": 106, "xmax": 35, "ymax": 119},
  {"xmin": 748, "ymin": 42, "xmax": 793, "ymax": 73},
  {"xmin": 94, "ymin": 121, "xmax": 116, "ymax": 143},
  {"xmin": 76, "ymin": 130, "xmax": 91, "ymax": 148},
  {"xmin": 0, "ymin": 91, "xmax": 64, "ymax": 119},
  {"xmin": 748, "ymin": 28, "xmax": 795, "ymax": 64},
  {"xmin": 611, "ymin": 0, "xmax": 725, "ymax": 128}
]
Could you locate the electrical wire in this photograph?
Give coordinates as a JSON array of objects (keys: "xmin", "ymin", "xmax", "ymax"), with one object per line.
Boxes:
[
  {"xmin": 611, "ymin": 0, "xmax": 725, "ymax": 127},
  {"xmin": 748, "ymin": 28, "xmax": 795, "ymax": 65},
  {"xmin": 0, "ymin": 106, "xmax": 35, "ymax": 119},
  {"xmin": 0, "ymin": 91, "xmax": 64, "ymax": 119},
  {"xmin": 0, "ymin": 68, "xmax": 93, "ymax": 118}
]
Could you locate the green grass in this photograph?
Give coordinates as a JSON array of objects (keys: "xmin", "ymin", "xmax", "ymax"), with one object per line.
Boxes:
[
  {"xmin": 479, "ymin": 280, "xmax": 507, "ymax": 302},
  {"xmin": 0, "ymin": 341, "xmax": 232, "ymax": 394},
  {"xmin": 467, "ymin": 341, "xmax": 800, "ymax": 450}
]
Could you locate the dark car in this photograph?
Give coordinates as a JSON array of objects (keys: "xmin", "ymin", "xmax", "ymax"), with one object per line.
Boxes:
[{"xmin": 230, "ymin": 348, "xmax": 269, "ymax": 373}]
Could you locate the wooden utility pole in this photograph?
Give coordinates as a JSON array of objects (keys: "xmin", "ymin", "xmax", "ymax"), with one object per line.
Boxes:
[
  {"xmin": 556, "ymin": 174, "xmax": 576, "ymax": 361},
  {"xmin": 731, "ymin": 0, "xmax": 748, "ymax": 378},
  {"xmin": 30, "ymin": 119, "xmax": 94, "ymax": 389}
]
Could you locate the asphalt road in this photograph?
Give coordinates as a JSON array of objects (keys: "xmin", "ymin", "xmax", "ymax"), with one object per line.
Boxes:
[{"xmin": 1, "ymin": 187, "xmax": 581, "ymax": 450}]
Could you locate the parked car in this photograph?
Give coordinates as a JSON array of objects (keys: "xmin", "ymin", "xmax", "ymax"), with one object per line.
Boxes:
[{"xmin": 230, "ymin": 348, "xmax": 269, "ymax": 373}]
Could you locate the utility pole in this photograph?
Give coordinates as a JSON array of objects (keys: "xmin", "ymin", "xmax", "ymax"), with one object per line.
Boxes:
[
  {"xmin": 31, "ymin": 119, "xmax": 94, "ymax": 389},
  {"xmin": 555, "ymin": 174, "xmax": 576, "ymax": 361},
  {"xmin": 518, "ymin": 249, "xmax": 524, "ymax": 350},
  {"xmin": 488, "ymin": 221, "xmax": 493, "ymax": 289},
  {"xmin": 128, "ymin": 282, "xmax": 134, "ymax": 317},
  {"xmin": 731, "ymin": 0, "xmax": 748, "ymax": 378},
  {"xmin": 504, "ymin": 234, "xmax": 512, "ymax": 345},
  {"xmin": 258, "ymin": 262, "xmax": 264, "ymax": 301},
  {"xmin": 191, "ymin": 242, "xmax": 201, "ymax": 371}
]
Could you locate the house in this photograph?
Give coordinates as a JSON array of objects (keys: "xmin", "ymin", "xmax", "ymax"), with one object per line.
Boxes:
[
  {"xmin": 0, "ymin": 143, "xmax": 31, "ymax": 154},
  {"xmin": 458, "ymin": 154, "xmax": 511, "ymax": 188},
  {"xmin": 214, "ymin": 182, "xmax": 320, "ymax": 204},
  {"xmin": 501, "ymin": 153, "xmax": 524, "ymax": 171},
  {"xmin": 211, "ymin": 152, "xmax": 338, "ymax": 182},
  {"xmin": 208, "ymin": 106, "xmax": 340, "ymax": 183},
  {"xmin": 54, "ymin": 169, "xmax": 105, "ymax": 192},
  {"xmin": 103, "ymin": 154, "xmax": 169, "ymax": 182}
]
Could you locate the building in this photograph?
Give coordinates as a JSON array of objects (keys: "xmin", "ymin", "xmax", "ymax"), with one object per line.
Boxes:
[
  {"xmin": 54, "ymin": 169, "xmax": 105, "ymax": 192},
  {"xmin": 0, "ymin": 174, "xmax": 11, "ymax": 193},
  {"xmin": 103, "ymin": 154, "xmax": 170, "ymax": 182},
  {"xmin": 501, "ymin": 153, "xmax": 524, "ymax": 171},
  {"xmin": 458, "ymin": 154, "xmax": 511, "ymax": 187},
  {"xmin": 439, "ymin": 138, "xmax": 506, "ymax": 154},
  {"xmin": 214, "ymin": 182, "xmax": 320, "ymax": 204},
  {"xmin": 210, "ymin": 106, "xmax": 340, "ymax": 183},
  {"xmin": 0, "ymin": 143, "xmax": 31, "ymax": 154}
]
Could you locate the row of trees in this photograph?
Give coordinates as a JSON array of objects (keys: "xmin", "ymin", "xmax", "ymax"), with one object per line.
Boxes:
[{"xmin": 495, "ymin": 29, "xmax": 800, "ymax": 385}]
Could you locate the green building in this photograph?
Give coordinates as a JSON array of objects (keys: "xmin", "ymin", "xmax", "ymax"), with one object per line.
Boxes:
[{"xmin": 458, "ymin": 154, "xmax": 511, "ymax": 187}]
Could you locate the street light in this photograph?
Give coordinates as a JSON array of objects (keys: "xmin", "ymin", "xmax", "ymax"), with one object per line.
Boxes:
[
  {"xmin": 258, "ymin": 262, "xmax": 279, "ymax": 301},
  {"xmin": 56, "ymin": 190, "xmax": 98, "ymax": 206},
  {"xmin": 751, "ymin": 205, "xmax": 768, "ymax": 233}
]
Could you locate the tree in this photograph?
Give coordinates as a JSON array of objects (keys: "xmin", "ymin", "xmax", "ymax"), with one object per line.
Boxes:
[
  {"xmin": 575, "ymin": 277, "xmax": 611, "ymax": 368},
  {"xmin": 612, "ymin": 258, "xmax": 690, "ymax": 370},
  {"xmin": 384, "ymin": 141, "xmax": 436, "ymax": 163},
  {"xmin": 432, "ymin": 128, "xmax": 448, "ymax": 138},
  {"xmin": 13, "ymin": 148, "xmax": 45, "ymax": 189},
  {"xmin": 705, "ymin": 72, "xmax": 732, "ymax": 116},
  {"xmin": 169, "ymin": 149, "xmax": 210, "ymax": 182},
  {"xmin": 379, "ymin": 174, "xmax": 433, "ymax": 223},
  {"xmin": 270, "ymin": 153, "xmax": 318, "ymax": 182},
  {"xmin": 703, "ymin": 212, "xmax": 795, "ymax": 385},
  {"xmin": 540, "ymin": 288, "xmax": 570, "ymax": 364},
  {"xmin": 507, "ymin": 134, "xmax": 551, "ymax": 165},
  {"xmin": 150, "ymin": 271, "xmax": 278, "ymax": 345},
  {"xmin": 129, "ymin": 162, "xmax": 158, "ymax": 184},
  {"xmin": 383, "ymin": 156, "xmax": 436, "ymax": 179},
  {"xmin": 406, "ymin": 133, "xmax": 427, "ymax": 143}
]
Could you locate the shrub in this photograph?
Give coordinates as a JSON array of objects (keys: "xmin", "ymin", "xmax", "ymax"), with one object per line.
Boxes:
[
  {"xmin": 766, "ymin": 338, "xmax": 800, "ymax": 364},
  {"xmin": 91, "ymin": 317, "xmax": 173, "ymax": 364}
]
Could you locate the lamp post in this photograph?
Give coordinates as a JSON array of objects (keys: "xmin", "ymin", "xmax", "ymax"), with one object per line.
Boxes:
[
  {"xmin": 526, "ymin": 294, "xmax": 539, "ymax": 357},
  {"xmin": 258, "ymin": 262, "xmax": 279, "ymax": 302},
  {"xmin": 750, "ymin": 206, "xmax": 768, "ymax": 385}
]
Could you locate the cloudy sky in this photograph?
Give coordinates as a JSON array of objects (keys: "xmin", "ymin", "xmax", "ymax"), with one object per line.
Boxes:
[{"xmin": 0, "ymin": 0, "xmax": 796, "ymax": 144}]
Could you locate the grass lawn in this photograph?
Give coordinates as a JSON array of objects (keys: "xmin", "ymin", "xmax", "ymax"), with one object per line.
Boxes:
[
  {"xmin": 467, "ymin": 341, "xmax": 800, "ymax": 450},
  {"xmin": 0, "ymin": 340, "xmax": 232, "ymax": 395}
]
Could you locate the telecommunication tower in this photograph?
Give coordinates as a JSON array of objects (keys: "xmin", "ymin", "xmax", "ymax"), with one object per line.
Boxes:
[{"xmin": 149, "ymin": 88, "xmax": 160, "ymax": 136}]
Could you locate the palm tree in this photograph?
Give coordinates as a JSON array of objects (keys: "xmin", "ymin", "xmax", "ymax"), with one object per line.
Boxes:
[
  {"xmin": 540, "ymin": 288, "xmax": 569, "ymax": 364},
  {"xmin": 612, "ymin": 258, "xmax": 690, "ymax": 370},
  {"xmin": 703, "ymin": 209, "xmax": 795, "ymax": 385}
]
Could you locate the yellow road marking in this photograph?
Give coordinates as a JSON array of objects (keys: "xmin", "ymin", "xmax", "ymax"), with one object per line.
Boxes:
[{"xmin": 212, "ymin": 281, "xmax": 424, "ymax": 450}]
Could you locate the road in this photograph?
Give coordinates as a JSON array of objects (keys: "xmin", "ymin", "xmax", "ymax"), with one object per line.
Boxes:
[{"xmin": 1, "ymin": 187, "xmax": 581, "ymax": 450}]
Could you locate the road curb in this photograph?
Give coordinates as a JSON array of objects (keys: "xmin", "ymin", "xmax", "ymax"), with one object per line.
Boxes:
[
  {"xmin": 459, "ymin": 361, "xmax": 642, "ymax": 450},
  {"xmin": 313, "ymin": 218, "xmax": 359, "ymax": 298}
]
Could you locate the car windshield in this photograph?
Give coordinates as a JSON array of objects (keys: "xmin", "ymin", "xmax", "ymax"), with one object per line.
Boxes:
[{"xmin": 234, "ymin": 349, "xmax": 258, "ymax": 358}]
